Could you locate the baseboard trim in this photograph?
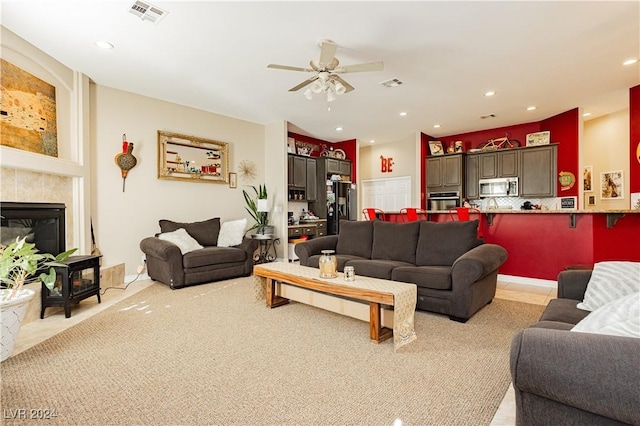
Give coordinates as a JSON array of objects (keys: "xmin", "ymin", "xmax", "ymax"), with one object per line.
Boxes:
[
  {"xmin": 498, "ymin": 274, "xmax": 556, "ymax": 289},
  {"xmin": 124, "ymin": 273, "xmax": 150, "ymax": 283}
]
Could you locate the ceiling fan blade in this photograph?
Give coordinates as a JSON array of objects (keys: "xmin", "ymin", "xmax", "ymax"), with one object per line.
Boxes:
[
  {"xmin": 335, "ymin": 61, "xmax": 384, "ymax": 73},
  {"xmin": 267, "ymin": 64, "xmax": 313, "ymax": 72},
  {"xmin": 332, "ymin": 75, "xmax": 355, "ymax": 93},
  {"xmin": 318, "ymin": 40, "xmax": 338, "ymax": 69},
  {"xmin": 288, "ymin": 76, "xmax": 319, "ymax": 92}
]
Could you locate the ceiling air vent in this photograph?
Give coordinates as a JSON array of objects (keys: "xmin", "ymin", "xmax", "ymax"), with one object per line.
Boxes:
[
  {"xmin": 379, "ymin": 78, "xmax": 403, "ymax": 88},
  {"xmin": 480, "ymin": 113, "xmax": 496, "ymax": 119},
  {"xmin": 128, "ymin": 0, "xmax": 168, "ymax": 24}
]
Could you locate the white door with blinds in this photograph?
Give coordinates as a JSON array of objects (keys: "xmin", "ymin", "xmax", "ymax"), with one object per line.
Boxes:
[{"xmin": 361, "ymin": 176, "xmax": 411, "ymax": 212}]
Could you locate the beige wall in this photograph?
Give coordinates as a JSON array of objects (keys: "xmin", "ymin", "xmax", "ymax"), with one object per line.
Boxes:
[
  {"xmin": 91, "ymin": 85, "xmax": 267, "ymax": 273},
  {"xmin": 582, "ymin": 109, "xmax": 630, "ymax": 210},
  {"xmin": 357, "ymin": 133, "xmax": 422, "ymax": 208}
]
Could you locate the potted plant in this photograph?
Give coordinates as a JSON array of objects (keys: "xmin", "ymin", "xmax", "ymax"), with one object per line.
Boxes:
[
  {"xmin": 0, "ymin": 237, "xmax": 76, "ymax": 361},
  {"xmin": 242, "ymin": 184, "xmax": 273, "ymax": 238}
]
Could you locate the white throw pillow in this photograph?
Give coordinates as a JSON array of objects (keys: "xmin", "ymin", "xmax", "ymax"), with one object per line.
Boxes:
[
  {"xmin": 572, "ymin": 292, "xmax": 640, "ymax": 338},
  {"xmin": 577, "ymin": 261, "xmax": 640, "ymax": 311},
  {"xmin": 217, "ymin": 218, "xmax": 247, "ymax": 247},
  {"xmin": 158, "ymin": 228, "xmax": 203, "ymax": 254}
]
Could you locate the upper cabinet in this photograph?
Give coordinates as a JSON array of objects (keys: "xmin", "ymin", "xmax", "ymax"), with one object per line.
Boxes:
[
  {"xmin": 464, "ymin": 144, "xmax": 557, "ymax": 199},
  {"xmin": 519, "ymin": 145, "xmax": 557, "ymax": 197},
  {"xmin": 478, "ymin": 150, "xmax": 518, "ymax": 179},
  {"xmin": 287, "ymin": 154, "xmax": 317, "ymax": 201},
  {"xmin": 426, "ymin": 154, "xmax": 463, "ymax": 190},
  {"xmin": 326, "ymin": 158, "xmax": 352, "ymax": 177}
]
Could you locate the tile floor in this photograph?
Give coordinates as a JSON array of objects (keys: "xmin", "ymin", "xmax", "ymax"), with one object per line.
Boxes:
[{"xmin": 9, "ymin": 276, "xmax": 556, "ymax": 426}]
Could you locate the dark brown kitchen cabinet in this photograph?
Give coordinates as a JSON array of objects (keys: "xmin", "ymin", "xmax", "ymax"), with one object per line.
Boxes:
[
  {"xmin": 465, "ymin": 154, "xmax": 480, "ymax": 199},
  {"xmin": 519, "ymin": 145, "xmax": 557, "ymax": 197},
  {"xmin": 479, "ymin": 150, "xmax": 518, "ymax": 179},
  {"xmin": 305, "ymin": 158, "xmax": 317, "ymax": 201},
  {"xmin": 288, "ymin": 154, "xmax": 317, "ymax": 201},
  {"xmin": 326, "ymin": 158, "xmax": 352, "ymax": 177},
  {"xmin": 426, "ymin": 154, "xmax": 463, "ymax": 189},
  {"xmin": 291, "ymin": 156, "xmax": 306, "ymax": 188}
]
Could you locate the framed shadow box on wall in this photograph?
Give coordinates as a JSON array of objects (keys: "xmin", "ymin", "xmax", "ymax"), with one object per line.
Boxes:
[{"xmin": 157, "ymin": 131, "xmax": 229, "ymax": 184}]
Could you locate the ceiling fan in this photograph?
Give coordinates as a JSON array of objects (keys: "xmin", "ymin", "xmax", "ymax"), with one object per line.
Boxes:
[{"xmin": 267, "ymin": 39, "xmax": 384, "ymax": 100}]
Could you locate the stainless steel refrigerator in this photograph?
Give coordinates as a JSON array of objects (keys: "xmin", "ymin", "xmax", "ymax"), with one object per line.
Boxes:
[{"xmin": 327, "ymin": 181, "xmax": 357, "ymax": 235}]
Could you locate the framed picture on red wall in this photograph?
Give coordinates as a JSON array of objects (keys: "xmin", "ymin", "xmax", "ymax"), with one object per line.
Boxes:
[
  {"xmin": 526, "ymin": 131, "xmax": 551, "ymax": 146},
  {"xmin": 429, "ymin": 141, "xmax": 444, "ymax": 156}
]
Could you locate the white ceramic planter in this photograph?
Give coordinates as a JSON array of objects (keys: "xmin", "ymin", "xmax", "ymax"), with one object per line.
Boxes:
[{"xmin": 1, "ymin": 288, "xmax": 36, "ymax": 362}]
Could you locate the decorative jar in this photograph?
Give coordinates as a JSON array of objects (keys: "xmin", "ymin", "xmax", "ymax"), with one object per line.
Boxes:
[{"xmin": 319, "ymin": 250, "xmax": 338, "ymax": 279}]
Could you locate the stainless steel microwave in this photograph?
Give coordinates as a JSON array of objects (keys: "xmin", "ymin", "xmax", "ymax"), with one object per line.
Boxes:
[{"xmin": 479, "ymin": 178, "xmax": 518, "ymax": 198}]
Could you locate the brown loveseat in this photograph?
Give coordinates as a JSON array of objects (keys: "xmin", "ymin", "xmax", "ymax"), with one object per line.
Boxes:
[
  {"xmin": 294, "ymin": 220, "xmax": 508, "ymax": 322},
  {"xmin": 140, "ymin": 218, "xmax": 258, "ymax": 289},
  {"xmin": 510, "ymin": 269, "xmax": 640, "ymax": 425}
]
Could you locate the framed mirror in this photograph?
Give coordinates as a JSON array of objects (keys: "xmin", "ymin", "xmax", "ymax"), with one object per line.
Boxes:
[{"xmin": 157, "ymin": 130, "xmax": 229, "ymax": 184}]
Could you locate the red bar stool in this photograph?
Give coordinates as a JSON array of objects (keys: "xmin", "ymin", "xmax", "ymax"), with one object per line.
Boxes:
[
  {"xmin": 449, "ymin": 207, "xmax": 483, "ymax": 237},
  {"xmin": 362, "ymin": 208, "xmax": 386, "ymax": 221},
  {"xmin": 399, "ymin": 208, "xmax": 427, "ymax": 222}
]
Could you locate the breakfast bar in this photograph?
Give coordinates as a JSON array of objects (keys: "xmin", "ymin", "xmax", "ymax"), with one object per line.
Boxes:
[{"xmin": 382, "ymin": 209, "xmax": 640, "ymax": 281}]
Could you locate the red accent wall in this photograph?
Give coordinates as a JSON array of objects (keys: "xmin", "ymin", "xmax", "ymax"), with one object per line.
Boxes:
[
  {"xmin": 420, "ymin": 133, "xmax": 434, "ymax": 210},
  {"xmin": 438, "ymin": 122, "xmax": 541, "ymax": 152},
  {"xmin": 540, "ymin": 108, "xmax": 580, "ymax": 198},
  {"xmin": 288, "ymin": 133, "xmax": 357, "ymax": 182},
  {"xmin": 630, "ymin": 85, "xmax": 640, "ymax": 193}
]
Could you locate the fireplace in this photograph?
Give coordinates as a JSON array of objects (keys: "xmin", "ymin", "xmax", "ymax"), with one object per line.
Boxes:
[{"xmin": 0, "ymin": 202, "xmax": 66, "ymax": 256}]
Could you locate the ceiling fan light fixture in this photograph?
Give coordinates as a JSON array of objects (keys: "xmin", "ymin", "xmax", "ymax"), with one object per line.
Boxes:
[
  {"xmin": 303, "ymin": 88, "xmax": 313, "ymax": 100},
  {"xmin": 334, "ymin": 81, "xmax": 347, "ymax": 95},
  {"xmin": 326, "ymin": 90, "xmax": 337, "ymax": 102},
  {"xmin": 311, "ymin": 81, "xmax": 323, "ymax": 94}
]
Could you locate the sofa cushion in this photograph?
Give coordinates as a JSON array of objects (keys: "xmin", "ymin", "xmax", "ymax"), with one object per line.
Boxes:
[
  {"xmin": 371, "ymin": 221, "xmax": 420, "ymax": 264},
  {"xmin": 336, "ymin": 220, "xmax": 374, "ymax": 259},
  {"xmin": 416, "ymin": 220, "xmax": 479, "ymax": 266},
  {"xmin": 183, "ymin": 246, "xmax": 247, "ymax": 269},
  {"xmin": 392, "ymin": 265, "xmax": 452, "ymax": 290},
  {"xmin": 530, "ymin": 321, "xmax": 576, "ymax": 331},
  {"xmin": 572, "ymin": 292, "xmax": 640, "ymax": 338},
  {"xmin": 345, "ymin": 259, "xmax": 414, "ymax": 280},
  {"xmin": 159, "ymin": 217, "xmax": 221, "ymax": 246},
  {"xmin": 577, "ymin": 261, "xmax": 640, "ymax": 312},
  {"xmin": 539, "ymin": 298, "xmax": 590, "ymax": 325},
  {"xmin": 217, "ymin": 218, "xmax": 247, "ymax": 247},
  {"xmin": 158, "ymin": 228, "xmax": 203, "ymax": 254}
]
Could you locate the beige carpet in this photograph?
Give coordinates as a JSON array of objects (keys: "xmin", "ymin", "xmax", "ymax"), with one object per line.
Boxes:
[{"xmin": 1, "ymin": 277, "xmax": 543, "ymax": 425}]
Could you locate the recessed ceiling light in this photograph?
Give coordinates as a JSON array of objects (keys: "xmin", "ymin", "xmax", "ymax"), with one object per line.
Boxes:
[
  {"xmin": 484, "ymin": 91, "xmax": 496, "ymax": 97},
  {"xmin": 369, "ymin": 140, "xmax": 375, "ymax": 144},
  {"xmin": 623, "ymin": 58, "xmax": 638, "ymax": 66},
  {"xmin": 583, "ymin": 112, "xmax": 592, "ymax": 117},
  {"xmin": 335, "ymin": 127, "xmax": 343, "ymax": 132},
  {"xmin": 95, "ymin": 40, "xmax": 114, "ymax": 50},
  {"xmin": 399, "ymin": 112, "xmax": 407, "ymax": 116},
  {"xmin": 433, "ymin": 124, "xmax": 441, "ymax": 128},
  {"xmin": 527, "ymin": 106, "xmax": 537, "ymax": 111}
]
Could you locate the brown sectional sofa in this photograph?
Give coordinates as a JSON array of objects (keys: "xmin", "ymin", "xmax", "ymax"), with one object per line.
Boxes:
[
  {"xmin": 140, "ymin": 218, "xmax": 258, "ymax": 289},
  {"xmin": 510, "ymin": 269, "xmax": 640, "ymax": 426},
  {"xmin": 294, "ymin": 220, "xmax": 508, "ymax": 322}
]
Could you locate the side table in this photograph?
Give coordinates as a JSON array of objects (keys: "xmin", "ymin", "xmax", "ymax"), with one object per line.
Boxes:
[
  {"xmin": 40, "ymin": 255, "xmax": 102, "ymax": 319},
  {"xmin": 253, "ymin": 237, "xmax": 280, "ymax": 264}
]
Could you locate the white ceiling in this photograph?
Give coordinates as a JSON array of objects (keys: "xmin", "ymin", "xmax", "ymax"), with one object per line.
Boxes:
[{"xmin": 2, "ymin": 1, "xmax": 639, "ymax": 144}]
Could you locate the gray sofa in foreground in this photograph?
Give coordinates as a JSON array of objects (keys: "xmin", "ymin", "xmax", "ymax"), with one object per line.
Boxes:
[
  {"xmin": 140, "ymin": 218, "xmax": 258, "ymax": 289},
  {"xmin": 510, "ymin": 269, "xmax": 640, "ymax": 426},
  {"xmin": 294, "ymin": 219, "xmax": 508, "ymax": 322}
]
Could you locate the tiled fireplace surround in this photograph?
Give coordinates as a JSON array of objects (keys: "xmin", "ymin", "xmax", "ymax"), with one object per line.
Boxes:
[{"xmin": 1, "ymin": 166, "xmax": 124, "ymax": 323}]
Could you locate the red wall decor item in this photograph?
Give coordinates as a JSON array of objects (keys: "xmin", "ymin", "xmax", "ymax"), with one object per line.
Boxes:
[
  {"xmin": 380, "ymin": 155, "xmax": 394, "ymax": 173},
  {"xmin": 558, "ymin": 171, "xmax": 576, "ymax": 191},
  {"xmin": 114, "ymin": 134, "xmax": 137, "ymax": 192}
]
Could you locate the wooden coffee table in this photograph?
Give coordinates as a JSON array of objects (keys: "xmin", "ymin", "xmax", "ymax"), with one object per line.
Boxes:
[{"xmin": 253, "ymin": 262, "xmax": 417, "ymax": 349}]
